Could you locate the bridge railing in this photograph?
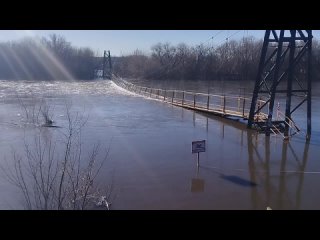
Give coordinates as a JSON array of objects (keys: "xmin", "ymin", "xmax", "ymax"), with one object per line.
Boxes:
[{"xmin": 113, "ymin": 78, "xmax": 268, "ymax": 120}]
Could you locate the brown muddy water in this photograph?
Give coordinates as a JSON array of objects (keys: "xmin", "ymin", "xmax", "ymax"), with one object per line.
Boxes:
[{"xmin": 0, "ymin": 79, "xmax": 320, "ymax": 209}]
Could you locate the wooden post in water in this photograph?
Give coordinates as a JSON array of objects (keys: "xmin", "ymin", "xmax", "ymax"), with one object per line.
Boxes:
[
  {"xmin": 207, "ymin": 94, "xmax": 210, "ymax": 110},
  {"xmin": 193, "ymin": 93, "xmax": 196, "ymax": 108},
  {"xmin": 206, "ymin": 117, "xmax": 208, "ymax": 132},
  {"xmin": 172, "ymin": 91, "xmax": 174, "ymax": 103},
  {"xmin": 223, "ymin": 95, "xmax": 226, "ymax": 113},
  {"xmin": 242, "ymin": 98, "xmax": 246, "ymax": 117},
  {"xmin": 182, "ymin": 91, "xmax": 185, "ymax": 105},
  {"xmin": 164, "ymin": 90, "xmax": 166, "ymax": 101}
]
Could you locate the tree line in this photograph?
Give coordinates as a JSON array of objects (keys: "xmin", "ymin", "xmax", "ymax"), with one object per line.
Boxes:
[
  {"xmin": 113, "ymin": 36, "xmax": 320, "ymax": 82},
  {"xmin": 1, "ymin": 34, "xmax": 319, "ymax": 81},
  {"xmin": 0, "ymin": 34, "xmax": 98, "ymax": 80}
]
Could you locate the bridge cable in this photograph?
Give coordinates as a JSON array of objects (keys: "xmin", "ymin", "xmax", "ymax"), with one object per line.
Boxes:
[{"xmin": 197, "ymin": 30, "xmax": 225, "ymax": 49}]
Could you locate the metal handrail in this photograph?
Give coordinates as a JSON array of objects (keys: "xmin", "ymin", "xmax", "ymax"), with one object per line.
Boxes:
[{"xmin": 113, "ymin": 77, "xmax": 269, "ymax": 121}]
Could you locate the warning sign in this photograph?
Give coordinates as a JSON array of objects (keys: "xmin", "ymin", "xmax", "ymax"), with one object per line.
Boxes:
[{"xmin": 192, "ymin": 140, "xmax": 206, "ymax": 153}]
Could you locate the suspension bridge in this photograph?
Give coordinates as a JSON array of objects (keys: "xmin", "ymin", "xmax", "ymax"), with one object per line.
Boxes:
[
  {"xmin": 101, "ymin": 30, "xmax": 313, "ymax": 141},
  {"xmin": 112, "ymin": 77, "xmax": 299, "ymax": 139}
]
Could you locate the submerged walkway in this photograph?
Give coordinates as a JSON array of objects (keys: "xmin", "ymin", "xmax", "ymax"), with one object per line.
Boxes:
[
  {"xmin": 112, "ymin": 78, "xmax": 268, "ymax": 122},
  {"xmin": 112, "ymin": 78, "xmax": 303, "ymax": 138}
]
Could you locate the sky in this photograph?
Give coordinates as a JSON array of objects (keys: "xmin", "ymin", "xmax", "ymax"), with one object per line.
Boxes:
[{"xmin": 0, "ymin": 30, "xmax": 319, "ymax": 57}]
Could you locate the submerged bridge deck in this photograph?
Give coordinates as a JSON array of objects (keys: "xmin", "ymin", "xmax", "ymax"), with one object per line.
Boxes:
[
  {"xmin": 112, "ymin": 78, "xmax": 300, "ymax": 138},
  {"xmin": 113, "ymin": 78, "xmax": 267, "ymax": 120}
]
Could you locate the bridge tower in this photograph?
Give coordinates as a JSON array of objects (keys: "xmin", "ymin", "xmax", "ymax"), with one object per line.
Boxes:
[
  {"xmin": 102, "ymin": 50, "xmax": 112, "ymax": 79},
  {"xmin": 247, "ymin": 30, "xmax": 312, "ymax": 140}
]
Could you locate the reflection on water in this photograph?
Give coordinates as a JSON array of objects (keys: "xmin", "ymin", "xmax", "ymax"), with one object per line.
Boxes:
[
  {"xmin": 246, "ymin": 132, "xmax": 311, "ymax": 210},
  {"xmin": 190, "ymin": 166, "xmax": 205, "ymax": 193},
  {"xmin": 191, "ymin": 179, "xmax": 205, "ymax": 193},
  {"xmin": 188, "ymin": 109, "xmax": 315, "ymax": 209},
  {"xmin": 0, "ymin": 80, "xmax": 320, "ymax": 209}
]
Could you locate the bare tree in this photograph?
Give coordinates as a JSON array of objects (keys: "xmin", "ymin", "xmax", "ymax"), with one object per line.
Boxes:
[
  {"xmin": 40, "ymin": 99, "xmax": 54, "ymax": 126},
  {"xmin": 1, "ymin": 104, "xmax": 114, "ymax": 210},
  {"xmin": 0, "ymin": 35, "xmax": 98, "ymax": 80},
  {"xmin": 112, "ymin": 36, "xmax": 274, "ymax": 82},
  {"xmin": 17, "ymin": 95, "xmax": 43, "ymax": 126},
  {"xmin": 17, "ymin": 95, "xmax": 55, "ymax": 127}
]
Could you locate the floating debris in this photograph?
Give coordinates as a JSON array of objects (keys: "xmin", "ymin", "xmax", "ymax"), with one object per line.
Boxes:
[{"xmin": 96, "ymin": 196, "xmax": 111, "ymax": 210}]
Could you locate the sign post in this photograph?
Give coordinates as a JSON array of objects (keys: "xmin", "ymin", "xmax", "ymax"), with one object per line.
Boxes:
[{"xmin": 192, "ymin": 140, "xmax": 206, "ymax": 167}]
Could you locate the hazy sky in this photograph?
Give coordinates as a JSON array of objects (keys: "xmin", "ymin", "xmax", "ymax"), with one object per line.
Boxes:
[{"xmin": 0, "ymin": 30, "xmax": 319, "ymax": 57}]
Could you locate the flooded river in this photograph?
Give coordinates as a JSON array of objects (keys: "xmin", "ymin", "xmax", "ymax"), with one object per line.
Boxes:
[{"xmin": 0, "ymin": 79, "xmax": 320, "ymax": 209}]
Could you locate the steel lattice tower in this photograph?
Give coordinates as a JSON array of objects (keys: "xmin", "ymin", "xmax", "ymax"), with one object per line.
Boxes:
[
  {"xmin": 247, "ymin": 30, "xmax": 312, "ymax": 140},
  {"xmin": 102, "ymin": 50, "xmax": 112, "ymax": 80}
]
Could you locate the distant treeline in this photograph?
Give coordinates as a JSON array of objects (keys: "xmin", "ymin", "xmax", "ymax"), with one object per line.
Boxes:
[
  {"xmin": 1, "ymin": 34, "xmax": 320, "ymax": 82},
  {"xmin": 0, "ymin": 34, "xmax": 98, "ymax": 80},
  {"xmin": 113, "ymin": 36, "xmax": 320, "ymax": 82}
]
